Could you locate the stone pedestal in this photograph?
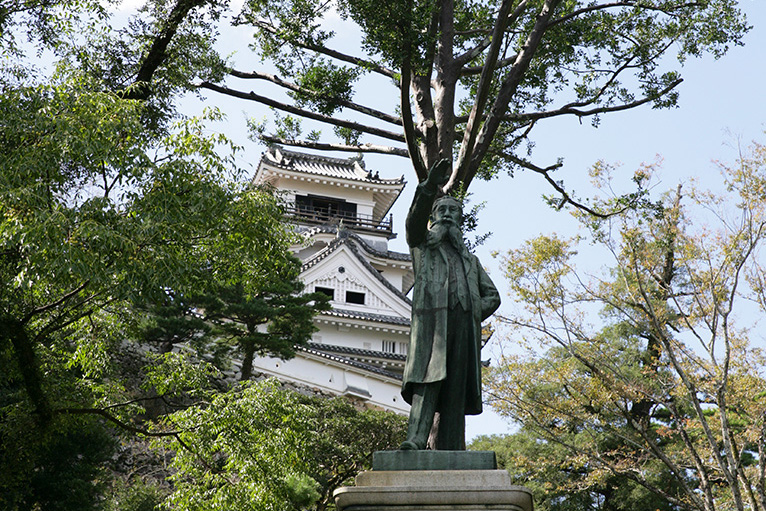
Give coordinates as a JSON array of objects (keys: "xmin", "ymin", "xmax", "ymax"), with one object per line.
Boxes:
[{"xmin": 334, "ymin": 452, "xmax": 533, "ymax": 511}]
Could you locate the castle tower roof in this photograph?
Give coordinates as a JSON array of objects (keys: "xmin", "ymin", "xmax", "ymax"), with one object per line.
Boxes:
[{"xmin": 253, "ymin": 146, "xmax": 406, "ymax": 224}]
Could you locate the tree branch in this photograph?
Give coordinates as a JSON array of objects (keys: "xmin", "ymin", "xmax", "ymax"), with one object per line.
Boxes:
[
  {"xmin": 548, "ymin": 1, "xmax": 700, "ymax": 27},
  {"xmin": 3, "ymin": 317, "xmax": 51, "ymax": 426},
  {"xmin": 495, "ymin": 152, "xmax": 639, "ymax": 219},
  {"xmin": 408, "ymin": 4, "xmax": 440, "ymax": 170},
  {"xmin": 199, "ymin": 81, "xmax": 405, "ymax": 143},
  {"xmin": 454, "ymin": 0, "xmax": 528, "ymax": 68},
  {"xmin": 463, "ymin": 0, "xmax": 562, "ymax": 191},
  {"xmin": 251, "ymin": 21, "xmax": 397, "ymax": 80},
  {"xmin": 631, "ymin": 249, "xmax": 740, "ymax": 494},
  {"xmin": 399, "ymin": 0, "xmax": 428, "ymax": 180},
  {"xmin": 61, "ymin": 407, "xmax": 183, "ymax": 437},
  {"xmin": 454, "ymin": 0, "xmax": 525, "ymax": 185},
  {"xmin": 260, "ymin": 136, "xmax": 409, "ymax": 157},
  {"xmin": 228, "ymin": 69, "xmax": 403, "ymax": 126},
  {"xmin": 460, "ymin": 54, "xmax": 519, "ymax": 76},
  {"xmin": 125, "ymin": 0, "xmax": 210, "ymax": 100},
  {"xmin": 485, "ymin": 383, "xmax": 693, "ymax": 510},
  {"xmin": 503, "ymin": 78, "xmax": 683, "ymax": 122},
  {"xmin": 22, "ymin": 280, "xmax": 89, "ymax": 324},
  {"xmin": 60, "ymin": 406, "xmax": 236, "ymax": 483}
]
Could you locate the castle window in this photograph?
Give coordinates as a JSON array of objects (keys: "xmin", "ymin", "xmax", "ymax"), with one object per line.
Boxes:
[
  {"xmin": 382, "ymin": 340, "xmax": 396, "ymax": 353},
  {"xmin": 315, "ymin": 286, "xmax": 335, "ymax": 300},
  {"xmin": 346, "ymin": 291, "xmax": 365, "ymax": 305}
]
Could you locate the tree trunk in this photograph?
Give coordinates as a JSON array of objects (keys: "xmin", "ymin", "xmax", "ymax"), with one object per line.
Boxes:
[
  {"xmin": 2, "ymin": 316, "xmax": 52, "ymax": 426},
  {"xmin": 240, "ymin": 339, "xmax": 255, "ymax": 381}
]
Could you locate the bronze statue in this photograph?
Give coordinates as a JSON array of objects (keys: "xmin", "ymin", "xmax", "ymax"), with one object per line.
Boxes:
[{"xmin": 400, "ymin": 160, "xmax": 501, "ymax": 451}]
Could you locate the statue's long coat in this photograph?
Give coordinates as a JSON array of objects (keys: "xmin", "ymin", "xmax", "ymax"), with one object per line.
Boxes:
[{"xmin": 401, "ymin": 181, "xmax": 501, "ymax": 415}]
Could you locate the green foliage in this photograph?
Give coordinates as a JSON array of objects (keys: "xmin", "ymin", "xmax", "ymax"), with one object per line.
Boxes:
[
  {"xmin": 0, "ymin": 0, "xmax": 110, "ymax": 56},
  {"xmin": 446, "ymin": 187, "xmax": 492, "ymax": 251},
  {"xmin": 290, "ymin": 60, "xmax": 361, "ymax": 115},
  {"xmin": 470, "ymin": 431, "xmax": 678, "ymax": 511},
  {"xmin": 308, "ymin": 394, "xmax": 408, "ymax": 508},
  {"xmin": 334, "ymin": 126, "xmax": 363, "ymax": 146},
  {"xmin": 486, "ymin": 143, "xmax": 766, "ymax": 511},
  {"xmin": 336, "ymin": 0, "xmax": 436, "ymax": 69},
  {"xmin": 105, "ymin": 479, "xmax": 167, "ymax": 511},
  {"xmin": 196, "ymin": 275, "xmax": 330, "ymax": 379},
  {"xmin": 0, "ymin": 410, "xmax": 115, "ymax": 511},
  {"xmin": 158, "ymin": 379, "xmax": 407, "ymax": 511},
  {"xmin": 0, "ymin": 8, "xmax": 328, "ymax": 510}
]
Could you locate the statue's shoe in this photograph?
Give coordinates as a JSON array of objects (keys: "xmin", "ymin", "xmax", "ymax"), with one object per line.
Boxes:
[{"xmin": 398, "ymin": 440, "xmax": 421, "ymax": 450}]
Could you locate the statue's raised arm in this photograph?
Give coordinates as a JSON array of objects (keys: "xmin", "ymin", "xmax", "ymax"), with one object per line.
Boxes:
[{"xmin": 405, "ymin": 159, "xmax": 451, "ymax": 249}]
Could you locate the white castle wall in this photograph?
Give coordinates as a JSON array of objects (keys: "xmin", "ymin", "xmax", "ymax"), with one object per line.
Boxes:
[{"xmin": 251, "ymin": 353, "xmax": 409, "ymax": 414}]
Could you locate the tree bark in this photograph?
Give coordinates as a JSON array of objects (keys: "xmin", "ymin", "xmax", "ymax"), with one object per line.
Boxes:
[{"xmin": 2, "ymin": 316, "xmax": 52, "ymax": 426}]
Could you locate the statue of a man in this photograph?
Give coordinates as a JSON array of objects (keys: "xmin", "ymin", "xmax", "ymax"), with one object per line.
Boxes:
[{"xmin": 400, "ymin": 160, "xmax": 501, "ymax": 451}]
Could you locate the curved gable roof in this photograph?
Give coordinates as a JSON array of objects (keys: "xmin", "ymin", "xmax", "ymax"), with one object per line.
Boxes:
[{"xmin": 301, "ymin": 231, "xmax": 412, "ymax": 306}]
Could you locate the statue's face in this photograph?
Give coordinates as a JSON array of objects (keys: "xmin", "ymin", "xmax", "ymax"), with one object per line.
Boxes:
[{"xmin": 432, "ymin": 198, "xmax": 462, "ymax": 226}]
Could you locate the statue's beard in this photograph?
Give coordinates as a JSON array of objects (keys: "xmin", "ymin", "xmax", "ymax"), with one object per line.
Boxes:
[{"xmin": 426, "ymin": 220, "xmax": 464, "ymax": 251}]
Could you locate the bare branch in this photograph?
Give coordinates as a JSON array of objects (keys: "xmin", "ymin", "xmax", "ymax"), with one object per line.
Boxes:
[
  {"xmin": 460, "ymin": 54, "xmax": 518, "ymax": 76},
  {"xmin": 548, "ymin": 1, "xmax": 701, "ymax": 27},
  {"xmin": 454, "ymin": 0, "xmax": 528, "ymax": 68},
  {"xmin": 409, "ymin": 5, "xmax": 441, "ymax": 170},
  {"xmin": 400, "ymin": 67, "xmax": 428, "ymax": 178},
  {"xmin": 199, "ymin": 81, "xmax": 406, "ymax": 143},
  {"xmin": 504, "ymin": 78, "xmax": 683, "ymax": 122},
  {"xmin": 454, "ymin": 35, "xmax": 491, "ymax": 68},
  {"xmin": 454, "ymin": 0, "xmax": 526, "ymax": 184},
  {"xmin": 251, "ymin": 21, "xmax": 397, "ymax": 80},
  {"xmin": 496, "ymin": 151, "xmax": 641, "ymax": 219},
  {"xmin": 463, "ymin": 0, "xmax": 562, "ymax": 191},
  {"xmin": 228, "ymin": 69, "xmax": 403, "ymax": 126},
  {"xmin": 399, "ymin": 0, "xmax": 428, "ymax": 180},
  {"xmin": 261, "ymin": 136, "xmax": 409, "ymax": 157}
]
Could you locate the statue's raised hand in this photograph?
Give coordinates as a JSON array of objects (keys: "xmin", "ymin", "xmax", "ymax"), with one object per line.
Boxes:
[{"xmin": 425, "ymin": 159, "xmax": 451, "ymax": 190}]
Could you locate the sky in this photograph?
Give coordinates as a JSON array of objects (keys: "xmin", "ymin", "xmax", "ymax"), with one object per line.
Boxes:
[{"xmin": 177, "ymin": 0, "xmax": 766, "ymax": 440}]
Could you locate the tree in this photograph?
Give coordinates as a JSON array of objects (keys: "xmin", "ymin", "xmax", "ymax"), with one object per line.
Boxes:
[
  {"xmin": 158, "ymin": 379, "xmax": 407, "ymax": 511},
  {"xmin": 484, "ymin": 145, "xmax": 766, "ymax": 511},
  {"xmin": 204, "ymin": 0, "xmax": 748, "ymax": 198},
  {"xmin": 470, "ymin": 429, "xmax": 681, "ymax": 511},
  {"xmin": 0, "ymin": 3, "xmax": 327, "ymax": 508},
  {"xmin": 197, "ymin": 272, "xmax": 330, "ymax": 381}
]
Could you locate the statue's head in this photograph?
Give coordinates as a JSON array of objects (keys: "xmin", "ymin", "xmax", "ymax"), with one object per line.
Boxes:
[{"xmin": 431, "ymin": 195, "xmax": 463, "ymax": 227}]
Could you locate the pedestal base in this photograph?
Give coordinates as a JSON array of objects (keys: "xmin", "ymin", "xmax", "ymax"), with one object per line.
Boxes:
[
  {"xmin": 334, "ymin": 456, "xmax": 533, "ymax": 511},
  {"xmin": 372, "ymin": 450, "xmax": 497, "ymax": 471}
]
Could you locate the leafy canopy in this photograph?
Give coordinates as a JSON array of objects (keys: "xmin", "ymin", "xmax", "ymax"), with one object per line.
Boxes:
[{"xmin": 211, "ymin": 0, "xmax": 749, "ymax": 200}]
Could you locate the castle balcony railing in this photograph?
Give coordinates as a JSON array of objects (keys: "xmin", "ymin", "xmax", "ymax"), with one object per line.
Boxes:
[{"xmin": 284, "ymin": 204, "xmax": 393, "ymax": 237}]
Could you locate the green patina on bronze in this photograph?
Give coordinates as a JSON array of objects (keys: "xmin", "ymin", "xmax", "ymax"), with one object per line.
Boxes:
[{"xmin": 400, "ymin": 160, "xmax": 501, "ymax": 451}]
